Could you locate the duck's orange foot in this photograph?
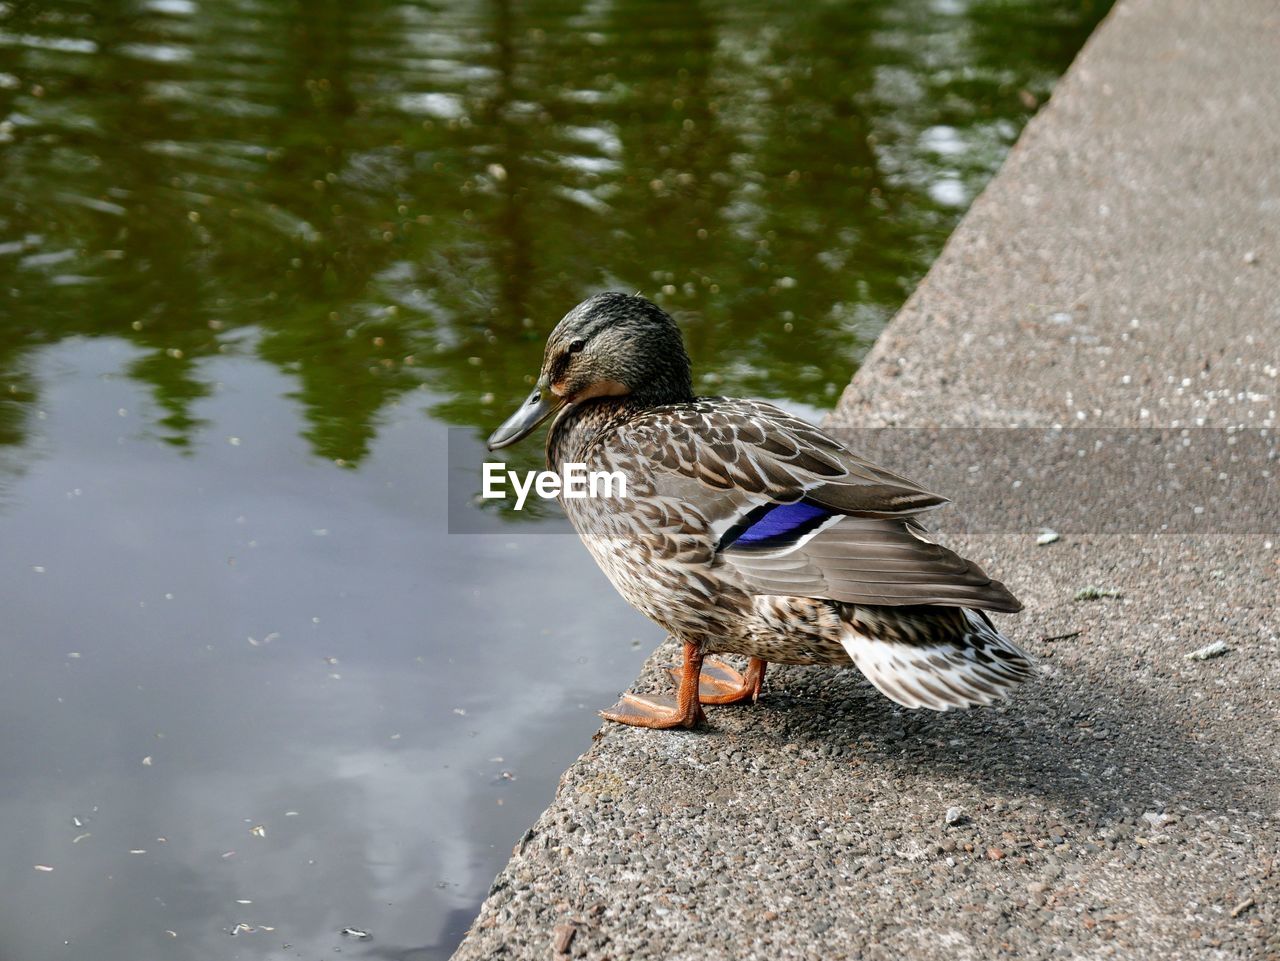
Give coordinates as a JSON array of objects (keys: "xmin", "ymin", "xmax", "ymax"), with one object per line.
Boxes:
[
  {"xmin": 664, "ymin": 656, "xmax": 768, "ymax": 705},
  {"xmin": 600, "ymin": 692, "xmax": 706, "ymax": 729}
]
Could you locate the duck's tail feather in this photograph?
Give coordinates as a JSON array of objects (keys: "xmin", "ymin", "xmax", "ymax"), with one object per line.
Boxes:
[{"xmin": 837, "ymin": 605, "xmax": 1037, "ymax": 711}]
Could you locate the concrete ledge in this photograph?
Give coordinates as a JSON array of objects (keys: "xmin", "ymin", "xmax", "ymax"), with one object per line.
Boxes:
[{"xmin": 454, "ymin": 1, "xmax": 1279, "ymax": 957}]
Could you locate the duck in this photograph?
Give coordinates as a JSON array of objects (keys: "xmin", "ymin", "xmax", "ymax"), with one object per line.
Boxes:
[{"xmin": 487, "ymin": 291, "xmax": 1035, "ymax": 730}]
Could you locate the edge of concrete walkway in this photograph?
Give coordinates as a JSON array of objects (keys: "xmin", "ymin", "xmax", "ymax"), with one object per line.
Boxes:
[{"xmin": 454, "ymin": 1, "xmax": 1279, "ymax": 957}]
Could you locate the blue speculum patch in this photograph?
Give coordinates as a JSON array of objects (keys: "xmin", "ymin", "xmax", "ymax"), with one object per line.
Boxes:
[{"xmin": 721, "ymin": 501, "xmax": 834, "ymax": 551}]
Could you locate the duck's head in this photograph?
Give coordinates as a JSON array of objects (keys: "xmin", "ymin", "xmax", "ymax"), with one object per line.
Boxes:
[{"xmin": 486, "ymin": 292, "xmax": 694, "ymax": 450}]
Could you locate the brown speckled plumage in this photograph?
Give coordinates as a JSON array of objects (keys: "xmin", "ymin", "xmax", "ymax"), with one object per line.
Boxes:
[{"xmin": 491, "ymin": 292, "xmax": 1036, "ymax": 721}]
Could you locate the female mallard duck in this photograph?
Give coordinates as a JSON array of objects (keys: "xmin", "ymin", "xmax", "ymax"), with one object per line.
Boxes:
[{"xmin": 488, "ymin": 292, "xmax": 1034, "ymax": 730}]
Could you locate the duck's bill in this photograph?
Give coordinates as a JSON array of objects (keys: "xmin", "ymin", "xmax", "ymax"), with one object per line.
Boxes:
[{"xmin": 486, "ymin": 388, "xmax": 564, "ymax": 450}]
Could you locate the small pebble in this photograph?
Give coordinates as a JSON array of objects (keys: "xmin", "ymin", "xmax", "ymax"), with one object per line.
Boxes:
[
  {"xmin": 1036, "ymin": 528, "xmax": 1060, "ymax": 546},
  {"xmin": 1074, "ymin": 586, "xmax": 1122, "ymax": 601},
  {"xmin": 552, "ymin": 923, "xmax": 576, "ymax": 954},
  {"xmin": 1184, "ymin": 640, "xmax": 1229, "ymax": 661}
]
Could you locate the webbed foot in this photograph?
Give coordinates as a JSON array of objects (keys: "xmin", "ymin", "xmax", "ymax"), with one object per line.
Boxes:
[
  {"xmin": 599, "ymin": 639, "xmax": 708, "ymax": 730},
  {"xmin": 664, "ymin": 656, "xmax": 768, "ymax": 705},
  {"xmin": 599, "ymin": 691, "xmax": 705, "ymax": 729}
]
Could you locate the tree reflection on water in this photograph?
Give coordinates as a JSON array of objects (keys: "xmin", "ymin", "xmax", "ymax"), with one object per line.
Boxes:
[{"xmin": 1, "ymin": 0, "xmax": 1109, "ymax": 463}]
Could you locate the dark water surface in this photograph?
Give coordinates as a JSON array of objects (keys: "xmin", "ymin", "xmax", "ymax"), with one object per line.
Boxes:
[{"xmin": 0, "ymin": 1, "xmax": 1109, "ymax": 957}]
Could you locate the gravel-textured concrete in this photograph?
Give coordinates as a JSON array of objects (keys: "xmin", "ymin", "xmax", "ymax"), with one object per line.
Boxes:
[{"xmin": 454, "ymin": 1, "xmax": 1279, "ymax": 957}]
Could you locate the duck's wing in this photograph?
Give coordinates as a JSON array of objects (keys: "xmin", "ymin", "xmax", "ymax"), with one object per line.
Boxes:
[
  {"xmin": 626, "ymin": 398, "xmax": 947, "ymax": 517},
  {"xmin": 618, "ymin": 398, "xmax": 1021, "ymax": 613},
  {"xmin": 720, "ymin": 512, "xmax": 1022, "ymax": 612}
]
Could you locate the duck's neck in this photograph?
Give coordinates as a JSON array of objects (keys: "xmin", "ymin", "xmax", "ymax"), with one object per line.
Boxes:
[
  {"xmin": 629, "ymin": 377, "xmax": 695, "ymax": 409},
  {"xmin": 546, "ymin": 398, "xmax": 628, "ymax": 468},
  {"xmin": 546, "ymin": 383, "xmax": 691, "ymax": 469}
]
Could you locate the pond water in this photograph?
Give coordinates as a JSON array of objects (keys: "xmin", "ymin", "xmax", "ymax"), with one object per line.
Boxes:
[{"xmin": 0, "ymin": 1, "xmax": 1110, "ymax": 957}]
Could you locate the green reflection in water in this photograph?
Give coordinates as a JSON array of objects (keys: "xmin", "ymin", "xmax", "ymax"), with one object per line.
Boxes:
[{"xmin": 0, "ymin": 0, "xmax": 1110, "ymax": 464}]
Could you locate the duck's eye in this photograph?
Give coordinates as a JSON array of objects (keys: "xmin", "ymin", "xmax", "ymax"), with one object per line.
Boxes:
[{"xmin": 567, "ymin": 339, "xmax": 586, "ymax": 354}]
